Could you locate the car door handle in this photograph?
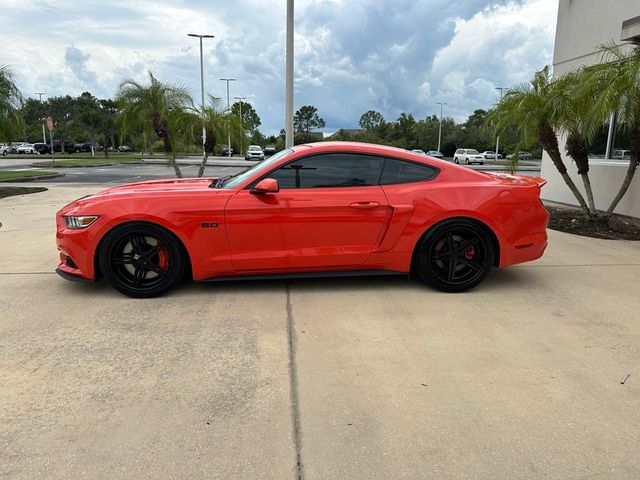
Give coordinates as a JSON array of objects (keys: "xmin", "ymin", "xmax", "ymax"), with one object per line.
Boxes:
[{"xmin": 350, "ymin": 201, "xmax": 380, "ymax": 209}]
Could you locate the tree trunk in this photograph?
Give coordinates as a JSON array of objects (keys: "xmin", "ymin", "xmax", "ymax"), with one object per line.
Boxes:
[
  {"xmin": 160, "ymin": 132, "xmax": 182, "ymax": 178},
  {"xmin": 198, "ymin": 152, "xmax": 210, "ymax": 177},
  {"xmin": 605, "ymin": 123, "xmax": 639, "ymax": 216},
  {"xmin": 539, "ymin": 122, "xmax": 591, "ymax": 216},
  {"xmin": 198, "ymin": 128, "xmax": 216, "ymax": 177},
  {"xmin": 565, "ymin": 131, "xmax": 596, "ymax": 216},
  {"xmin": 169, "ymin": 153, "xmax": 183, "ymax": 178}
]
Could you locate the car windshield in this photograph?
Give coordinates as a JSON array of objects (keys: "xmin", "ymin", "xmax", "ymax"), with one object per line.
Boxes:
[
  {"xmin": 249, "ymin": 146, "xmax": 261, "ymax": 151},
  {"xmin": 215, "ymin": 148, "xmax": 294, "ymax": 189}
]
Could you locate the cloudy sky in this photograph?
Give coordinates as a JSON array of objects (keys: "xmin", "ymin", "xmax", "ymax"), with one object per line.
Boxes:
[{"xmin": 1, "ymin": 0, "xmax": 557, "ymax": 134}]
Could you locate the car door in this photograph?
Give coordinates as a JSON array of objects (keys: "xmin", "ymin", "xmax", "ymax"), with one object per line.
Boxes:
[{"xmin": 224, "ymin": 153, "xmax": 389, "ymax": 272}]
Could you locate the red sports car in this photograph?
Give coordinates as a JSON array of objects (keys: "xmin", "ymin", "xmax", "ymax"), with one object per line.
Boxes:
[{"xmin": 56, "ymin": 142, "xmax": 548, "ymax": 298}]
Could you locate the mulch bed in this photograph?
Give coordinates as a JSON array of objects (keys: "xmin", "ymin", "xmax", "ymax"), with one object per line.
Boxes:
[
  {"xmin": 546, "ymin": 206, "xmax": 640, "ymax": 240},
  {"xmin": 0, "ymin": 186, "xmax": 48, "ymax": 199}
]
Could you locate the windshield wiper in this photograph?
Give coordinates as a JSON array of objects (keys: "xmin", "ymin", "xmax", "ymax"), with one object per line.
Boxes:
[{"xmin": 210, "ymin": 175, "xmax": 232, "ymax": 188}]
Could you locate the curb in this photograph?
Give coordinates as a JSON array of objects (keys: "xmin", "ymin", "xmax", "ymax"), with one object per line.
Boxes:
[
  {"xmin": 30, "ymin": 162, "xmax": 137, "ymax": 168},
  {"xmin": 0, "ymin": 173, "xmax": 65, "ymax": 183}
]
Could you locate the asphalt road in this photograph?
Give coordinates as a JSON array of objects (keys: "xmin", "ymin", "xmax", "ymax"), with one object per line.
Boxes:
[
  {"xmin": 1, "ymin": 185, "xmax": 639, "ymax": 479},
  {"xmin": 0, "ymin": 158, "xmax": 247, "ymax": 185}
]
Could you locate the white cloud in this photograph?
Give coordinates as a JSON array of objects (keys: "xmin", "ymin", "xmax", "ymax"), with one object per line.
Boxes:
[
  {"xmin": 2, "ymin": 0, "xmax": 557, "ymax": 133},
  {"xmin": 430, "ymin": 0, "xmax": 556, "ymax": 120}
]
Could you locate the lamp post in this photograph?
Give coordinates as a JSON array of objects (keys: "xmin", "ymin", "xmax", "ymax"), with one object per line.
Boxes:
[
  {"xmin": 285, "ymin": 0, "xmax": 294, "ymax": 148},
  {"xmin": 188, "ymin": 33, "xmax": 215, "ymax": 157},
  {"xmin": 495, "ymin": 87, "xmax": 507, "ymax": 163},
  {"xmin": 437, "ymin": 102, "xmax": 446, "ymax": 153},
  {"xmin": 234, "ymin": 96, "xmax": 247, "ymax": 154},
  {"xmin": 220, "ymin": 78, "xmax": 236, "ymax": 157},
  {"xmin": 35, "ymin": 92, "xmax": 47, "ymax": 144}
]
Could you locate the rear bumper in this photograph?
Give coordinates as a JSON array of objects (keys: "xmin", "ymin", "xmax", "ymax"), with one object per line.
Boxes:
[{"xmin": 500, "ymin": 231, "xmax": 548, "ymax": 267}]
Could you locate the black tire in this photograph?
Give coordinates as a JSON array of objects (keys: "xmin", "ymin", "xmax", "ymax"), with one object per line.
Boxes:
[
  {"xmin": 414, "ymin": 219, "xmax": 494, "ymax": 293},
  {"xmin": 98, "ymin": 223, "xmax": 185, "ymax": 298},
  {"xmin": 465, "ymin": 157, "xmax": 469, "ymax": 165}
]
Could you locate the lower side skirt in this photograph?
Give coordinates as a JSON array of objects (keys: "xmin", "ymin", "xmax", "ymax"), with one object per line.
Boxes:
[{"xmin": 199, "ymin": 269, "xmax": 407, "ymax": 283}]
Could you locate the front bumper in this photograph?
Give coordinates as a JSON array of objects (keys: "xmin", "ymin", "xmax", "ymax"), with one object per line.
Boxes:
[{"xmin": 55, "ymin": 214, "xmax": 107, "ymax": 281}]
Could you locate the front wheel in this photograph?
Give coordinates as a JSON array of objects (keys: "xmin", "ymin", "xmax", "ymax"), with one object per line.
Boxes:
[
  {"xmin": 98, "ymin": 223, "xmax": 185, "ymax": 298},
  {"xmin": 414, "ymin": 219, "xmax": 494, "ymax": 292}
]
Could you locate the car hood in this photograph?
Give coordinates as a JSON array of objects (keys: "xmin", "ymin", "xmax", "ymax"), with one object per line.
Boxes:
[
  {"xmin": 95, "ymin": 177, "xmax": 216, "ymax": 195},
  {"xmin": 58, "ymin": 178, "xmax": 220, "ymax": 214}
]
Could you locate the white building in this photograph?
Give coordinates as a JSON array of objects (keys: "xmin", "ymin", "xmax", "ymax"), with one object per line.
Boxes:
[{"xmin": 540, "ymin": 1, "xmax": 640, "ymax": 217}]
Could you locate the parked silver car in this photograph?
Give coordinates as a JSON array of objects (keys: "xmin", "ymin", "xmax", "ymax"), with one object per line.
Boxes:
[{"xmin": 481, "ymin": 150, "xmax": 502, "ymax": 160}]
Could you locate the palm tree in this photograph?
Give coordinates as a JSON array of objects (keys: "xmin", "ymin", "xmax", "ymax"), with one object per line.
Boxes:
[
  {"xmin": 0, "ymin": 65, "xmax": 23, "ymax": 141},
  {"xmin": 578, "ymin": 44, "xmax": 640, "ymax": 218},
  {"xmin": 548, "ymin": 71, "xmax": 597, "ymax": 216},
  {"xmin": 117, "ymin": 72, "xmax": 194, "ymax": 178},
  {"xmin": 486, "ymin": 66, "xmax": 591, "ymax": 217},
  {"xmin": 197, "ymin": 95, "xmax": 243, "ymax": 177}
]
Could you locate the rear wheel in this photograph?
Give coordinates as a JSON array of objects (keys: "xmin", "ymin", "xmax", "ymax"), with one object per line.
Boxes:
[
  {"xmin": 98, "ymin": 223, "xmax": 184, "ymax": 298},
  {"xmin": 414, "ymin": 219, "xmax": 494, "ymax": 292}
]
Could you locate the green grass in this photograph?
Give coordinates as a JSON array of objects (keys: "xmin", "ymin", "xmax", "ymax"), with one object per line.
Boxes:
[
  {"xmin": 0, "ymin": 170, "xmax": 58, "ymax": 181},
  {"xmin": 31, "ymin": 157, "xmax": 141, "ymax": 167}
]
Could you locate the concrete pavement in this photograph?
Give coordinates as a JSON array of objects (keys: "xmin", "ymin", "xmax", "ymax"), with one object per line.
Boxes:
[{"xmin": 1, "ymin": 184, "xmax": 639, "ymax": 479}]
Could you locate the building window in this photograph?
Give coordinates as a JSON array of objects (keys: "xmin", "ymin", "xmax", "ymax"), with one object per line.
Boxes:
[{"xmin": 587, "ymin": 114, "xmax": 631, "ymax": 162}]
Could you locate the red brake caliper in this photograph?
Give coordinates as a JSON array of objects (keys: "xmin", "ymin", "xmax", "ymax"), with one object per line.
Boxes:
[
  {"xmin": 464, "ymin": 245, "xmax": 475, "ymax": 260},
  {"xmin": 157, "ymin": 244, "xmax": 169, "ymax": 270}
]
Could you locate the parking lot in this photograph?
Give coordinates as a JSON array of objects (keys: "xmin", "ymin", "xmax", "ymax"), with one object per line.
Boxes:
[{"xmin": 1, "ymin": 181, "xmax": 640, "ymax": 479}]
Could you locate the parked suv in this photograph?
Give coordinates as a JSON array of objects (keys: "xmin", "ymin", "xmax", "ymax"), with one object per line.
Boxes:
[
  {"xmin": 33, "ymin": 143, "xmax": 51, "ymax": 154},
  {"xmin": 264, "ymin": 145, "xmax": 276, "ymax": 156},
  {"xmin": 245, "ymin": 145, "xmax": 265, "ymax": 161},
  {"xmin": 53, "ymin": 140, "xmax": 75, "ymax": 153},
  {"xmin": 221, "ymin": 145, "xmax": 233, "ymax": 156},
  {"xmin": 453, "ymin": 149, "xmax": 484, "ymax": 165},
  {"xmin": 0, "ymin": 144, "xmax": 8, "ymax": 156}
]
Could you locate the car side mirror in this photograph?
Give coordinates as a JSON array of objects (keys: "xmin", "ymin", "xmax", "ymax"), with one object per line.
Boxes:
[{"xmin": 251, "ymin": 178, "xmax": 279, "ymax": 194}]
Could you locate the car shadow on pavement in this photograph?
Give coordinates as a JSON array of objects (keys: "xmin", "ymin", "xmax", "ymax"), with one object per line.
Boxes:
[{"xmin": 52, "ymin": 266, "xmax": 538, "ymax": 299}]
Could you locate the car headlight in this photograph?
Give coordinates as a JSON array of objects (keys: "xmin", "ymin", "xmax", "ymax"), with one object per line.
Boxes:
[{"xmin": 64, "ymin": 215, "xmax": 99, "ymax": 229}]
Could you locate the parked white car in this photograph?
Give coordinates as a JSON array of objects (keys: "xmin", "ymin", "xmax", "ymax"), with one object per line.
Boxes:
[
  {"xmin": 245, "ymin": 145, "xmax": 265, "ymax": 161},
  {"xmin": 0, "ymin": 144, "xmax": 8, "ymax": 156},
  {"xmin": 453, "ymin": 149, "xmax": 485, "ymax": 165},
  {"xmin": 481, "ymin": 150, "xmax": 502, "ymax": 160},
  {"xmin": 16, "ymin": 143, "xmax": 36, "ymax": 154}
]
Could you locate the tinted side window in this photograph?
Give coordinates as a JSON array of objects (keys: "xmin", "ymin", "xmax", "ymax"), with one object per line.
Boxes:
[
  {"xmin": 268, "ymin": 153, "xmax": 384, "ymax": 189},
  {"xmin": 380, "ymin": 158, "xmax": 438, "ymax": 185}
]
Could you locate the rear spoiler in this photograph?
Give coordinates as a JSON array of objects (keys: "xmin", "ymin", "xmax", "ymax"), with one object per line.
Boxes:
[{"xmin": 531, "ymin": 177, "xmax": 547, "ymax": 188}]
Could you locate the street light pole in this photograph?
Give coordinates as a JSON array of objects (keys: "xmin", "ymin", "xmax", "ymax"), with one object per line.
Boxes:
[
  {"xmin": 495, "ymin": 87, "xmax": 507, "ymax": 163},
  {"xmin": 35, "ymin": 92, "xmax": 47, "ymax": 144},
  {"xmin": 188, "ymin": 33, "xmax": 215, "ymax": 158},
  {"xmin": 234, "ymin": 96, "xmax": 247, "ymax": 154},
  {"xmin": 220, "ymin": 78, "xmax": 236, "ymax": 157},
  {"xmin": 436, "ymin": 102, "xmax": 446, "ymax": 153},
  {"xmin": 285, "ymin": 0, "xmax": 294, "ymax": 148}
]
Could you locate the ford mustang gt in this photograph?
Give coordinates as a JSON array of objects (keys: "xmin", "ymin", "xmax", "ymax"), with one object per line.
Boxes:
[{"xmin": 56, "ymin": 141, "xmax": 549, "ymax": 298}]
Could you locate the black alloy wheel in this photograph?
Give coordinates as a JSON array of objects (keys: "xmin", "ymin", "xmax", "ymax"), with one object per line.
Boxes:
[
  {"xmin": 415, "ymin": 219, "xmax": 494, "ymax": 292},
  {"xmin": 99, "ymin": 223, "xmax": 184, "ymax": 298}
]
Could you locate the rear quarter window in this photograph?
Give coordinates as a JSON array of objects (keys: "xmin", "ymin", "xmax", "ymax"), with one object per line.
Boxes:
[{"xmin": 380, "ymin": 158, "xmax": 439, "ymax": 185}]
